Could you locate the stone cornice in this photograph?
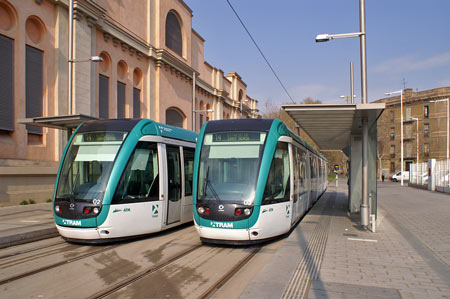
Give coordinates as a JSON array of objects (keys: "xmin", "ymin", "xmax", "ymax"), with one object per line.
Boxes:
[
  {"xmin": 178, "ymin": 0, "xmax": 193, "ymax": 15},
  {"xmin": 153, "ymin": 49, "xmax": 197, "ymax": 78},
  {"xmin": 196, "ymin": 78, "xmax": 214, "ymax": 95},
  {"xmin": 74, "ymin": 0, "xmax": 106, "ymax": 20},
  {"xmin": 192, "ymin": 29, "xmax": 205, "ymax": 42},
  {"xmin": 99, "ymin": 18, "xmax": 151, "ymax": 55},
  {"xmin": 52, "ymin": 0, "xmax": 151, "ymax": 57}
]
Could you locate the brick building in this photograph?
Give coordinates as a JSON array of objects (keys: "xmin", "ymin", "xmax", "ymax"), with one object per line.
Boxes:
[
  {"xmin": 0, "ymin": 0, "xmax": 259, "ymax": 205},
  {"xmin": 376, "ymin": 87, "xmax": 450, "ymax": 176}
]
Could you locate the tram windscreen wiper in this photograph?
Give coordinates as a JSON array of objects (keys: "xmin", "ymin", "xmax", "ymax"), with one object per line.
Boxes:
[{"xmin": 203, "ymin": 166, "xmax": 221, "ymax": 201}]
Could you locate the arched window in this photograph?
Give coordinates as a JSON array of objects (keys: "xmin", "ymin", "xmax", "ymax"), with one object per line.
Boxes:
[
  {"xmin": 165, "ymin": 11, "xmax": 182, "ymax": 56},
  {"xmin": 166, "ymin": 108, "xmax": 184, "ymax": 128},
  {"xmin": 239, "ymin": 89, "xmax": 243, "ymax": 102}
]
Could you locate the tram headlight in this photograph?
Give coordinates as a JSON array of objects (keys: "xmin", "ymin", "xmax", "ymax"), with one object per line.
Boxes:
[
  {"xmin": 93, "ymin": 207, "xmax": 99, "ymax": 214},
  {"xmin": 235, "ymin": 208, "xmax": 252, "ymax": 216},
  {"xmin": 197, "ymin": 207, "xmax": 210, "ymax": 215},
  {"xmin": 55, "ymin": 205, "xmax": 60, "ymax": 213}
]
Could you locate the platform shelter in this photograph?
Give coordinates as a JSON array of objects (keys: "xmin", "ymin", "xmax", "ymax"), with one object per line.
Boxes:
[{"xmin": 283, "ymin": 103, "xmax": 385, "ymax": 219}]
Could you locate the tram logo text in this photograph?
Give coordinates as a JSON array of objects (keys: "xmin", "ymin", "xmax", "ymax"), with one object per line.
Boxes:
[
  {"xmin": 211, "ymin": 221, "xmax": 233, "ymax": 228},
  {"xmin": 62, "ymin": 219, "xmax": 82, "ymax": 226}
]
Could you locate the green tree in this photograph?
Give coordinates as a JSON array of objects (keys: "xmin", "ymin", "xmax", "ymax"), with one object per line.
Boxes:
[
  {"xmin": 300, "ymin": 97, "xmax": 322, "ymax": 104},
  {"xmin": 261, "ymin": 98, "xmax": 322, "ymax": 150}
]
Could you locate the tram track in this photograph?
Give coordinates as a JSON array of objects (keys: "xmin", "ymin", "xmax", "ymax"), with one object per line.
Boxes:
[
  {"xmin": 0, "ymin": 243, "xmax": 122, "ymax": 286},
  {"xmin": 0, "ymin": 238, "xmax": 66, "ymax": 260},
  {"xmin": 198, "ymin": 246, "xmax": 261, "ymax": 299},
  {"xmin": 90, "ymin": 244, "xmax": 203, "ymax": 299},
  {"xmin": 90, "ymin": 244, "xmax": 262, "ymax": 299}
]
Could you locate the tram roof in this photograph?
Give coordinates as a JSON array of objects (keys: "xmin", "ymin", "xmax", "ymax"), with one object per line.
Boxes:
[
  {"xmin": 79, "ymin": 119, "xmax": 198, "ymax": 143},
  {"xmin": 202, "ymin": 119, "xmax": 326, "ymax": 160},
  {"xmin": 282, "ymin": 103, "xmax": 385, "ymax": 150}
]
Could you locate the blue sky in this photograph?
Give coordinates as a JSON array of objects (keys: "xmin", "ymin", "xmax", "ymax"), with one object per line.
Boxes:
[{"xmin": 184, "ymin": 0, "xmax": 450, "ymax": 109}]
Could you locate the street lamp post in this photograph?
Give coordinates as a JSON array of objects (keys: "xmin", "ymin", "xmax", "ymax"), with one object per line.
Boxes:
[
  {"xmin": 69, "ymin": 0, "xmax": 74, "ymax": 115},
  {"xmin": 350, "ymin": 61, "xmax": 355, "ymax": 104},
  {"xmin": 315, "ymin": 0, "xmax": 369, "ymax": 228},
  {"xmin": 340, "ymin": 95, "xmax": 356, "ymax": 104},
  {"xmin": 68, "ymin": 0, "xmax": 103, "ymax": 115},
  {"xmin": 411, "ymin": 117, "xmax": 419, "ymax": 183},
  {"xmin": 385, "ymin": 90, "xmax": 404, "ymax": 186},
  {"xmin": 193, "ymin": 109, "xmax": 214, "ymax": 131}
]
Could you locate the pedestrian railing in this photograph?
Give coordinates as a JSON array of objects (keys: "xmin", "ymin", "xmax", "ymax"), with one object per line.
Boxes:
[
  {"xmin": 410, "ymin": 159, "xmax": 450, "ymax": 192},
  {"xmin": 409, "ymin": 162, "xmax": 428, "ymax": 186}
]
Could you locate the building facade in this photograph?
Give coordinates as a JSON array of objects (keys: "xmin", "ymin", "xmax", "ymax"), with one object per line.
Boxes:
[
  {"xmin": 0, "ymin": 0, "xmax": 259, "ymax": 206},
  {"xmin": 376, "ymin": 87, "xmax": 450, "ymax": 176}
]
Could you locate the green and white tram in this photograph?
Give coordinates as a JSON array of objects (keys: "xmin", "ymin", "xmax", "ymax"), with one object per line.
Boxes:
[
  {"xmin": 193, "ymin": 119, "xmax": 327, "ymax": 244},
  {"xmin": 53, "ymin": 119, "xmax": 197, "ymax": 243}
]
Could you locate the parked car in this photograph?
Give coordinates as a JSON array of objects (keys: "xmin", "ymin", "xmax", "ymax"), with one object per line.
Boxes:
[
  {"xmin": 391, "ymin": 171, "xmax": 410, "ymax": 182},
  {"xmin": 418, "ymin": 172, "xmax": 428, "ymax": 184}
]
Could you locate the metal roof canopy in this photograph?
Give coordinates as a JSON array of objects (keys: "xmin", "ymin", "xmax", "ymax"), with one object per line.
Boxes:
[
  {"xmin": 282, "ymin": 103, "xmax": 385, "ymax": 150},
  {"xmin": 17, "ymin": 114, "xmax": 99, "ymax": 130}
]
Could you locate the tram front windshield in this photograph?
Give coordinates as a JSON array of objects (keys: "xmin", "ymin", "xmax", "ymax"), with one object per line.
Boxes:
[
  {"xmin": 198, "ymin": 131, "xmax": 266, "ymax": 205},
  {"xmin": 55, "ymin": 131, "xmax": 127, "ymax": 203}
]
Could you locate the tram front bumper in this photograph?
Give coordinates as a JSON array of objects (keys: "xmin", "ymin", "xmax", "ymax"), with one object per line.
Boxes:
[
  {"xmin": 195, "ymin": 224, "xmax": 251, "ymax": 241},
  {"xmin": 56, "ymin": 224, "xmax": 101, "ymax": 240}
]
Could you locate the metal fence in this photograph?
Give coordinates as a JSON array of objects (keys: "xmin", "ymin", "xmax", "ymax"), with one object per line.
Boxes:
[
  {"xmin": 410, "ymin": 159, "xmax": 450, "ymax": 188},
  {"xmin": 435, "ymin": 159, "xmax": 450, "ymax": 188},
  {"xmin": 409, "ymin": 162, "xmax": 428, "ymax": 186}
]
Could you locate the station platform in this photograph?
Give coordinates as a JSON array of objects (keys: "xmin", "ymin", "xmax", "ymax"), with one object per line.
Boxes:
[
  {"xmin": 0, "ymin": 202, "xmax": 57, "ymax": 249},
  {"xmin": 241, "ymin": 178, "xmax": 450, "ymax": 298},
  {"xmin": 1, "ymin": 179, "xmax": 450, "ymax": 298}
]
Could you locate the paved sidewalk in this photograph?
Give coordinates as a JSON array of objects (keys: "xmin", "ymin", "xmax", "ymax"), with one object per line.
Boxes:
[
  {"xmin": 2, "ymin": 180, "xmax": 450, "ymax": 298},
  {"xmin": 310, "ymin": 180, "xmax": 450, "ymax": 298},
  {"xmin": 242, "ymin": 179, "xmax": 450, "ymax": 298},
  {"xmin": 0, "ymin": 203, "xmax": 57, "ymax": 249}
]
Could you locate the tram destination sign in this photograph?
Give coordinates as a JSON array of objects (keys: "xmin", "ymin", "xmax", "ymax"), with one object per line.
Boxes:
[{"xmin": 212, "ymin": 132, "xmax": 261, "ymax": 143}]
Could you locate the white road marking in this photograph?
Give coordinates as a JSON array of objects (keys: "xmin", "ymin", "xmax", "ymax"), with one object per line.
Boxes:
[
  {"xmin": 20, "ymin": 220, "xmax": 40, "ymax": 223},
  {"xmin": 347, "ymin": 237, "xmax": 378, "ymax": 243}
]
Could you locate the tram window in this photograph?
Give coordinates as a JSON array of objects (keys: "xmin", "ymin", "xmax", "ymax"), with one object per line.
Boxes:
[
  {"xmin": 113, "ymin": 142, "xmax": 159, "ymax": 204},
  {"xmin": 167, "ymin": 145, "xmax": 182, "ymax": 202},
  {"xmin": 183, "ymin": 147, "xmax": 195, "ymax": 196},
  {"xmin": 56, "ymin": 131, "xmax": 126, "ymax": 202},
  {"xmin": 262, "ymin": 142, "xmax": 290, "ymax": 205}
]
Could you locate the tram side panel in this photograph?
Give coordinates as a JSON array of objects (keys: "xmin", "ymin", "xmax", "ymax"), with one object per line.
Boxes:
[
  {"xmin": 97, "ymin": 141, "xmax": 164, "ymax": 238},
  {"xmin": 53, "ymin": 119, "xmax": 198, "ymax": 242},
  {"xmin": 251, "ymin": 140, "xmax": 292, "ymax": 240},
  {"xmin": 193, "ymin": 119, "xmax": 328, "ymax": 244}
]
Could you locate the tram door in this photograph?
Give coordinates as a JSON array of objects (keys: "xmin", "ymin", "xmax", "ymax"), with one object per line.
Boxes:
[{"xmin": 166, "ymin": 145, "xmax": 182, "ymax": 224}]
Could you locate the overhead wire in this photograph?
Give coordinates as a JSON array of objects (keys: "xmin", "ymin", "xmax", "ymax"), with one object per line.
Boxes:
[{"xmin": 225, "ymin": 0, "xmax": 296, "ymax": 104}]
